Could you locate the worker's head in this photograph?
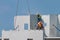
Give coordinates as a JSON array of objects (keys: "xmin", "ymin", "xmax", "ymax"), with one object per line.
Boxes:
[{"xmin": 37, "ymin": 14, "xmax": 41, "ymax": 18}]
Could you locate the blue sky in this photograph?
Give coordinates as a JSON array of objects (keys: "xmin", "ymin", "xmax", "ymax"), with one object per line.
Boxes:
[{"xmin": 0, "ymin": 0, "xmax": 60, "ymax": 36}]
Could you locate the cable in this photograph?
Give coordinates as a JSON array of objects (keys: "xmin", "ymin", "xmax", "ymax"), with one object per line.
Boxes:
[
  {"xmin": 55, "ymin": 26, "xmax": 60, "ymax": 31},
  {"xmin": 14, "ymin": 0, "xmax": 19, "ymax": 29},
  {"xmin": 53, "ymin": 25, "xmax": 60, "ymax": 31},
  {"xmin": 26, "ymin": 0, "xmax": 31, "ymax": 15},
  {"xmin": 16, "ymin": 0, "xmax": 19, "ymax": 16}
]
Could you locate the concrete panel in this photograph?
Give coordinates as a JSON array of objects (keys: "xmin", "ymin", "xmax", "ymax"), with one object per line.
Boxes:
[
  {"xmin": 50, "ymin": 14, "xmax": 58, "ymax": 37},
  {"xmin": 14, "ymin": 16, "xmax": 30, "ymax": 31},
  {"xmin": 57, "ymin": 15, "xmax": 60, "ymax": 37},
  {"xmin": 2, "ymin": 30, "xmax": 43, "ymax": 40},
  {"xmin": 42, "ymin": 15, "xmax": 50, "ymax": 37}
]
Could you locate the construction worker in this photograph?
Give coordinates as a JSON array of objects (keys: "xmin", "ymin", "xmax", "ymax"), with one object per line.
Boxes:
[{"xmin": 37, "ymin": 14, "xmax": 44, "ymax": 29}]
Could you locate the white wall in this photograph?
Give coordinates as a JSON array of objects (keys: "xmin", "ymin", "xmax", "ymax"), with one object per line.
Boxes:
[
  {"xmin": 50, "ymin": 14, "xmax": 58, "ymax": 37},
  {"xmin": 58, "ymin": 15, "xmax": 60, "ymax": 23},
  {"xmin": 42, "ymin": 15, "xmax": 50, "ymax": 37},
  {"xmin": 57, "ymin": 15, "xmax": 60, "ymax": 37},
  {"xmin": 14, "ymin": 16, "xmax": 30, "ymax": 31},
  {"xmin": 42, "ymin": 15, "xmax": 59, "ymax": 37},
  {"xmin": 2, "ymin": 30, "xmax": 43, "ymax": 40}
]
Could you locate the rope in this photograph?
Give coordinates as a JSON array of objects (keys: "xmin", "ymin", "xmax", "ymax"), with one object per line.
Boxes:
[
  {"xmin": 14, "ymin": 0, "xmax": 19, "ymax": 29},
  {"xmin": 26, "ymin": 0, "xmax": 31, "ymax": 15},
  {"xmin": 53, "ymin": 25, "xmax": 60, "ymax": 31},
  {"xmin": 55, "ymin": 26, "xmax": 60, "ymax": 31},
  {"xmin": 16, "ymin": 0, "xmax": 19, "ymax": 16}
]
